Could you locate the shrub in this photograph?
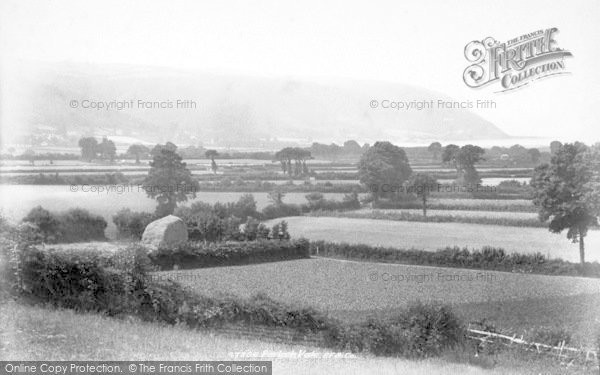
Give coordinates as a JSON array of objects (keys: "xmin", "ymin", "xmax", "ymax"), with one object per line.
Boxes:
[
  {"xmin": 309, "ymin": 241, "xmax": 600, "ymax": 277},
  {"xmin": 113, "ymin": 209, "xmax": 155, "ymax": 239},
  {"xmin": 7, "ymin": 245, "xmax": 147, "ymax": 313},
  {"xmin": 326, "ymin": 302, "xmax": 465, "ymax": 357},
  {"xmin": 174, "ymin": 196, "xmax": 261, "ymax": 241},
  {"xmin": 304, "ymin": 192, "xmax": 361, "ymax": 212},
  {"xmin": 241, "ymin": 218, "xmax": 270, "ymax": 241},
  {"xmin": 271, "ymin": 221, "xmax": 291, "ymax": 240},
  {"xmin": 22, "ymin": 206, "xmax": 60, "ymax": 242},
  {"xmin": 148, "ymin": 239, "xmax": 310, "ymax": 270},
  {"xmin": 260, "ymin": 203, "xmax": 302, "ymax": 220},
  {"xmin": 180, "ymin": 293, "xmax": 329, "ymax": 333},
  {"xmin": 58, "ymin": 208, "xmax": 107, "ymax": 242},
  {"xmin": 22, "ymin": 206, "xmax": 107, "ymax": 243}
]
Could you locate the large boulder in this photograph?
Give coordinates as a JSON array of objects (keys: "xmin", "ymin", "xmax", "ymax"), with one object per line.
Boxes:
[{"xmin": 141, "ymin": 215, "xmax": 188, "ymax": 251}]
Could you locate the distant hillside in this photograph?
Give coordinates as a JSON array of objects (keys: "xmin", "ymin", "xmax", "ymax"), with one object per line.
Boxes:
[{"xmin": 3, "ymin": 62, "xmax": 509, "ymax": 148}]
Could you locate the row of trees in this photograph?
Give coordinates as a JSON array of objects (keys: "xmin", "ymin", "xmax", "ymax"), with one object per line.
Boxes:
[
  {"xmin": 78, "ymin": 137, "xmax": 220, "ymax": 174},
  {"xmin": 273, "ymin": 147, "xmax": 312, "ymax": 177},
  {"xmin": 78, "ymin": 137, "xmax": 117, "ymax": 162},
  {"xmin": 358, "ymin": 142, "xmax": 484, "ymax": 201}
]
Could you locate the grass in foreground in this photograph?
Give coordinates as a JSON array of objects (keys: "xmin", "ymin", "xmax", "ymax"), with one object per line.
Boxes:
[
  {"xmin": 1, "ymin": 299, "xmax": 591, "ymax": 374},
  {"xmin": 0, "ymin": 300, "xmax": 560, "ymax": 375}
]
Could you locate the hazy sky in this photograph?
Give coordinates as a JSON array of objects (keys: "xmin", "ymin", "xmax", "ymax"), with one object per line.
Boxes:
[{"xmin": 1, "ymin": 0, "xmax": 599, "ymax": 141}]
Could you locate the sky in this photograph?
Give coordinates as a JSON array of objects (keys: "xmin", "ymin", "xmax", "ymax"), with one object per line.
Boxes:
[{"xmin": 1, "ymin": 0, "xmax": 599, "ymax": 142}]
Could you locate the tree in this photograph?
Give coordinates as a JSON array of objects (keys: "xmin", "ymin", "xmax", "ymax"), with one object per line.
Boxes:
[
  {"xmin": 427, "ymin": 142, "xmax": 442, "ymax": 161},
  {"xmin": 274, "ymin": 147, "xmax": 312, "ymax": 177},
  {"xmin": 78, "ymin": 137, "xmax": 98, "ymax": 161},
  {"xmin": 456, "ymin": 145, "xmax": 485, "ymax": 185},
  {"xmin": 405, "ymin": 173, "xmax": 438, "ymax": 216},
  {"xmin": 205, "ymin": 150, "xmax": 219, "ymax": 174},
  {"xmin": 22, "ymin": 206, "xmax": 60, "ymax": 242},
  {"xmin": 443, "ymin": 144, "xmax": 485, "ymax": 185},
  {"xmin": 550, "ymin": 141, "xmax": 563, "ymax": 155},
  {"xmin": 150, "ymin": 142, "xmax": 178, "ymax": 158},
  {"xmin": 531, "ymin": 142, "xmax": 600, "ymax": 264},
  {"xmin": 127, "ymin": 144, "xmax": 150, "ymax": 164},
  {"xmin": 527, "ymin": 148, "xmax": 541, "ymax": 164},
  {"xmin": 358, "ymin": 141, "xmax": 412, "ymax": 200},
  {"xmin": 98, "ymin": 137, "xmax": 117, "ymax": 163},
  {"xmin": 23, "ymin": 149, "xmax": 36, "ymax": 166},
  {"xmin": 441, "ymin": 144, "xmax": 460, "ymax": 169},
  {"xmin": 142, "ymin": 142, "xmax": 200, "ymax": 217},
  {"xmin": 267, "ymin": 188, "xmax": 286, "ymax": 206}
]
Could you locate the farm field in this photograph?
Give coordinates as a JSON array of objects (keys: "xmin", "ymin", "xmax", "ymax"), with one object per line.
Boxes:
[
  {"xmin": 1, "ymin": 301, "xmax": 547, "ymax": 375},
  {"xmin": 168, "ymin": 258, "xmax": 600, "ymax": 345},
  {"xmin": 267, "ymin": 217, "xmax": 600, "ymax": 263}
]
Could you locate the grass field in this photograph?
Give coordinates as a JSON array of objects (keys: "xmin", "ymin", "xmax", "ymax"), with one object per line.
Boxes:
[
  {"xmin": 166, "ymin": 258, "xmax": 600, "ymax": 345},
  {"xmin": 268, "ymin": 217, "xmax": 600, "ymax": 263},
  {"xmin": 1, "ymin": 300, "xmax": 556, "ymax": 375},
  {"xmin": 3, "ymin": 299, "xmax": 592, "ymax": 374}
]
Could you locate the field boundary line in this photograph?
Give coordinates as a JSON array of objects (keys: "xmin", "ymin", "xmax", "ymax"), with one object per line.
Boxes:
[{"xmin": 308, "ymin": 256, "xmax": 600, "ymax": 282}]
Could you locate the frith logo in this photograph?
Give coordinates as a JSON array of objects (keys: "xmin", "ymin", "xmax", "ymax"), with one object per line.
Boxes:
[{"xmin": 463, "ymin": 28, "xmax": 572, "ymax": 92}]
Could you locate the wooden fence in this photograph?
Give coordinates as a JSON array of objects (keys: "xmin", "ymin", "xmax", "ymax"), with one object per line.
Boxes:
[
  {"xmin": 200, "ymin": 321, "xmax": 599, "ymax": 367},
  {"xmin": 467, "ymin": 323, "xmax": 598, "ymax": 366}
]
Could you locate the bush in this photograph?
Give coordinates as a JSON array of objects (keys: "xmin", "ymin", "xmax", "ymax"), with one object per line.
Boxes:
[
  {"xmin": 149, "ymin": 239, "xmax": 310, "ymax": 270},
  {"xmin": 309, "ymin": 241, "xmax": 600, "ymax": 277},
  {"xmin": 22, "ymin": 206, "xmax": 107, "ymax": 243},
  {"xmin": 304, "ymin": 192, "xmax": 361, "ymax": 212},
  {"xmin": 22, "ymin": 206, "xmax": 60, "ymax": 242},
  {"xmin": 240, "ymin": 218, "xmax": 270, "ymax": 241},
  {"xmin": 260, "ymin": 203, "xmax": 302, "ymax": 220},
  {"xmin": 326, "ymin": 302, "xmax": 465, "ymax": 357},
  {"xmin": 5, "ymin": 244, "xmax": 151, "ymax": 314},
  {"xmin": 58, "ymin": 208, "xmax": 107, "ymax": 242},
  {"xmin": 174, "ymin": 196, "xmax": 261, "ymax": 241},
  {"xmin": 113, "ymin": 209, "xmax": 155, "ymax": 239},
  {"xmin": 179, "ymin": 293, "xmax": 329, "ymax": 333}
]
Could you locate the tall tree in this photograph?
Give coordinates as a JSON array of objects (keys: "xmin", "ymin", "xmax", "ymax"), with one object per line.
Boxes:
[
  {"xmin": 142, "ymin": 142, "xmax": 199, "ymax": 217},
  {"xmin": 98, "ymin": 137, "xmax": 117, "ymax": 163},
  {"xmin": 274, "ymin": 147, "xmax": 312, "ymax": 177},
  {"xmin": 428, "ymin": 142, "xmax": 442, "ymax": 161},
  {"xmin": 527, "ymin": 148, "xmax": 541, "ymax": 164},
  {"xmin": 531, "ymin": 142, "xmax": 600, "ymax": 264},
  {"xmin": 267, "ymin": 188, "xmax": 286, "ymax": 206},
  {"xmin": 358, "ymin": 141, "xmax": 412, "ymax": 200},
  {"xmin": 205, "ymin": 149, "xmax": 219, "ymax": 174},
  {"xmin": 127, "ymin": 144, "xmax": 150, "ymax": 164},
  {"xmin": 443, "ymin": 144, "xmax": 485, "ymax": 185},
  {"xmin": 78, "ymin": 137, "xmax": 98, "ymax": 161},
  {"xmin": 550, "ymin": 141, "xmax": 563, "ymax": 155},
  {"xmin": 405, "ymin": 173, "xmax": 438, "ymax": 216}
]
